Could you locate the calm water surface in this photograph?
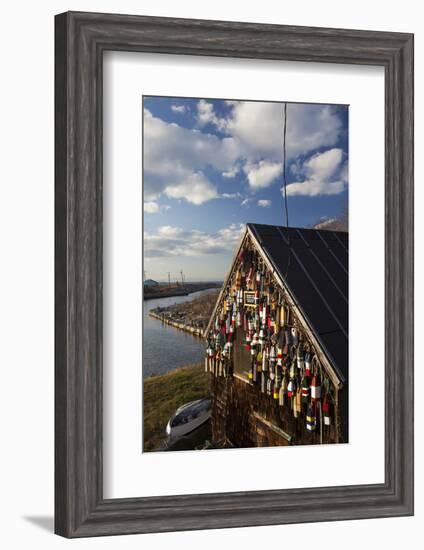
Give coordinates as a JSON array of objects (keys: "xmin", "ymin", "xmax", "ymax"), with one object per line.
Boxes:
[{"xmin": 143, "ymin": 289, "xmax": 215, "ymax": 378}]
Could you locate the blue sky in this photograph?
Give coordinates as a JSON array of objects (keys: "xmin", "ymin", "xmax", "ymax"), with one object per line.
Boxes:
[{"xmin": 143, "ymin": 96, "xmax": 348, "ymax": 282}]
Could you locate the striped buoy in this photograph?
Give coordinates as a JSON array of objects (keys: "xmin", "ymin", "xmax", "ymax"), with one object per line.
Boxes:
[
  {"xmin": 273, "ymin": 361, "xmax": 281, "ymax": 399},
  {"xmin": 287, "ymin": 377, "xmax": 296, "ymax": 398},
  {"xmin": 217, "ymin": 351, "xmax": 223, "ymax": 377},
  {"xmin": 293, "ymin": 387, "xmax": 302, "ymax": 418},
  {"xmin": 279, "ymin": 374, "xmax": 288, "ymax": 406},
  {"xmin": 304, "ymin": 352, "xmax": 312, "ymax": 377},
  {"xmin": 323, "ymin": 393, "xmax": 331, "ymax": 426},
  {"xmin": 301, "ymin": 374, "xmax": 310, "ymax": 404},
  {"xmin": 297, "ymin": 342, "xmax": 304, "ymax": 370},
  {"xmin": 279, "ymin": 304, "xmax": 286, "ymax": 327},
  {"xmin": 251, "ymin": 332, "xmax": 259, "ymax": 355},
  {"xmin": 262, "ymin": 347, "xmax": 267, "ymax": 375},
  {"xmin": 236, "ymin": 311, "xmax": 242, "ymax": 328},
  {"xmin": 269, "ymin": 346, "xmax": 276, "ymax": 379},
  {"xmin": 311, "ymin": 374, "xmax": 321, "ymax": 402},
  {"xmin": 226, "ymin": 314, "xmax": 231, "ymax": 334},
  {"xmin": 259, "ymin": 327, "xmax": 265, "ymax": 348},
  {"xmin": 267, "ymin": 378, "xmax": 273, "ymax": 396},
  {"xmin": 306, "ymin": 403, "xmax": 316, "ymax": 432},
  {"xmin": 276, "ymin": 348, "xmax": 283, "ymax": 367}
]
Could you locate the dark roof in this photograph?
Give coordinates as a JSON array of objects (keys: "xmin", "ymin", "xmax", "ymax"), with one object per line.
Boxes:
[{"xmin": 248, "ymin": 223, "xmax": 348, "ymax": 384}]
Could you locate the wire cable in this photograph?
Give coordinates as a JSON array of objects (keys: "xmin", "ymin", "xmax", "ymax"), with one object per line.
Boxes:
[{"xmin": 282, "ymin": 102, "xmax": 291, "ymax": 282}]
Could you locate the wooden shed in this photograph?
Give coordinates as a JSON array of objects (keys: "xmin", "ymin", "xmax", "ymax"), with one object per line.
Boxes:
[{"xmin": 205, "ymin": 223, "xmax": 348, "ymax": 447}]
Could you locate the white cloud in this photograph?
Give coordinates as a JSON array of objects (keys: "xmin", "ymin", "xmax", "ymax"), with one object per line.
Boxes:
[
  {"xmin": 257, "ymin": 199, "xmax": 272, "ymax": 208},
  {"xmin": 284, "ymin": 148, "xmax": 347, "ymax": 197},
  {"xmin": 144, "ymin": 108, "xmax": 239, "ymax": 203},
  {"xmin": 143, "ymin": 201, "xmax": 171, "ymax": 214},
  {"xmin": 215, "ymin": 102, "xmax": 344, "ymax": 161},
  {"xmin": 171, "ymin": 105, "xmax": 186, "ymax": 114},
  {"xmin": 241, "ymin": 198, "xmax": 251, "ymax": 207},
  {"xmin": 222, "ymin": 166, "xmax": 239, "ymax": 178},
  {"xmin": 144, "ymin": 223, "xmax": 245, "ymax": 258},
  {"xmin": 197, "ymin": 100, "xmax": 227, "ymax": 131},
  {"xmin": 144, "ymin": 102, "xmax": 346, "ymax": 202},
  {"xmin": 164, "ymin": 172, "xmax": 218, "ymax": 205},
  {"xmin": 144, "ymin": 201, "xmax": 160, "ymax": 214},
  {"xmin": 244, "ymin": 161, "xmax": 283, "ymax": 190}
]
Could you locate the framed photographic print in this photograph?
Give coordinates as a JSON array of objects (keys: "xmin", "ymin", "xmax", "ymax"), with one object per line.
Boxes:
[{"xmin": 55, "ymin": 11, "xmax": 414, "ymax": 537}]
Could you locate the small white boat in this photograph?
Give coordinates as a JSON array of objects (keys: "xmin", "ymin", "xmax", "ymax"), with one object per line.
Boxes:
[{"xmin": 166, "ymin": 398, "xmax": 211, "ymax": 439}]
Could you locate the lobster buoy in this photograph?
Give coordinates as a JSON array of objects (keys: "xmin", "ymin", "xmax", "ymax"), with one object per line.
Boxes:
[
  {"xmin": 289, "ymin": 358, "xmax": 296, "ymax": 379},
  {"xmin": 267, "ymin": 378, "xmax": 273, "ymax": 396},
  {"xmin": 301, "ymin": 374, "xmax": 310, "ymax": 404},
  {"xmin": 306, "ymin": 403, "xmax": 316, "ymax": 432},
  {"xmin": 245, "ymin": 329, "xmax": 252, "ymax": 346},
  {"xmin": 311, "ymin": 374, "xmax": 321, "ymax": 402},
  {"xmin": 255, "ymin": 350, "xmax": 262, "ymax": 383},
  {"xmin": 252, "ymin": 357, "xmax": 258, "ymax": 383},
  {"xmin": 251, "ymin": 332, "xmax": 259, "ymax": 355},
  {"xmin": 304, "ymin": 352, "xmax": 312, "ymax": 377},
  {"xmin": 276, "ymin": 348, "xmax": 283, "ymax": 367},
  {"xmin": 215, "ymin": 331, "xmax": 224, "ymax": 350},
  {"xmin": 261, "ymin": 371, "xmax": 267, "ymax": 393},
  {"xmin": 262, "ymin": 347, "xmax": 267, "ymax": 374},
  {"xmin": 279, "ymin": 304, "xmax": 286, "ymax": 327},
  {"xmin": 297, "ymin": 342, "xmax": 304, "ymax": 370},
  {"xmin": 225, "ymin": 314, "xmax": 231, "ymax": 334},
  {"xmin": 287, "ymin": 377, "xmax": 296, "ymax": 398},
  {"xmin": 235, "ymin": 270, "xmax": 242, "ymax": 290},
  {"xmin": 323, "ymin": 394, "xmax": 332, "ymax": 426},
  {"xmin": 259, "ymin": 327, "xmax": 265, "ymax": 348},
  {"xmin": 285, "ymin": 328, "xmax": 291, "ymax": 345},
  {"xmin": 291, "ymin": 327, "xmax": 299, "ymax": 346},
  {"xmin": 217, "ymin": 352, "xmax": 223, "ymax": 377},
  {"xmin": 269, "ymin": 346, "xmax": 276, "ymax": 369},
  {"xmin": 279, "ymin": 374, "xmax": 288, "ymax": 406},
  {"xmin": 293, "ymin": 387, "xmax": 302, "ymax": 418}
]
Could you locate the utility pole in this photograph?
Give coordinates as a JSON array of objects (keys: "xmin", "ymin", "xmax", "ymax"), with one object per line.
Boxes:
[
  {"xmin": 180, "ymin": 269, "xmax": 184, "ymax": 286},
  {"xmin": 167, "ymin": 271, "xmax": 171, "ymax": 287}
]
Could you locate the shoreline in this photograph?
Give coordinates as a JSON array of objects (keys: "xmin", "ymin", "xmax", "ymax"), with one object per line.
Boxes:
[
  {"xmin": 148, "ymin": 310, "xmax": 205, "ymax": 338},
  {"xmin": 143, "ymin": 283, "xmax": 221, "ymax": 301}
]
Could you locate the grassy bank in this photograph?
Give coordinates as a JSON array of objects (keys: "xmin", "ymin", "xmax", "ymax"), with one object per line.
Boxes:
[{"xmin": 143, "ymin": 363, "xmax": 210, "ymax": 451}]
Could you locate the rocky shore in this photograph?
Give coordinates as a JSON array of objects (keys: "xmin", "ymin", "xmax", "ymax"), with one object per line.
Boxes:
[{"xmin": 148, "ymin": 289, "xmax": 219, "ymax": 339}]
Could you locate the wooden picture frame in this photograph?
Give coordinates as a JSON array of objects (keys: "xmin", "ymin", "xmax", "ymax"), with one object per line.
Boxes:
[{"xmin": 55, "ymin": 11, "xmax": 414, "ymax": 537}]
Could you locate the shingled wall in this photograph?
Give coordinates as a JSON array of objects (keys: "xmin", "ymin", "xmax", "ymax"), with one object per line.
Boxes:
[{"xmin": 211, "ymin": 373, "xmax": 339, "ymax": 447}]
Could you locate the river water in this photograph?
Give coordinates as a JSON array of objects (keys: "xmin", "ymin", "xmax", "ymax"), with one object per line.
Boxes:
[{"xmin": 143, "ymin": 289, "xmax": 216, "ymax": 378}]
